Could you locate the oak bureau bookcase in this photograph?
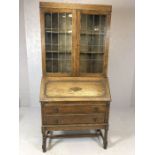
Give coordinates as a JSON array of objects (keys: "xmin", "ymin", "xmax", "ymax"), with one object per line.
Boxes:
[{"xmin": 40, "ymin": 2, "xmax": 112, "ymax": 152}]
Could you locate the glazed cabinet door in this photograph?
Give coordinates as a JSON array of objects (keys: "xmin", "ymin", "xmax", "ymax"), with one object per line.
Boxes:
[
  {"xmin": 40, "ymin": 8, "xmax": 76, "ymax": 76},
  {"xmin": 40, "ymin": 8, "xmax": 111, "ymax": 77},
  {"xmin": 78, "ymin": 11, "xmax": 111, "ymax": 76}
]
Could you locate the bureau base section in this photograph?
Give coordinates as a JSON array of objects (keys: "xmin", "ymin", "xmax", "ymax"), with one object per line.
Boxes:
[{"xmin": 41, "ymin": 124, "xmax": 108, "ymax": 152}]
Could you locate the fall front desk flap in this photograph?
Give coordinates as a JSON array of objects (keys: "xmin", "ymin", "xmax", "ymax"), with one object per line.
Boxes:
[{"xmin": 40, "ymin": 78, "xmax": 111, "ymax": 101}]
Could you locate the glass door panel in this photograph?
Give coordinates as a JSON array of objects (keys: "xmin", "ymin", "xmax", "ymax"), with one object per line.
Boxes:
[
  {"xmin": 44, "ymin": 12, "xmax": 72, "ymax": 73},
  {"xmin": 80, "ymin": 14, "xmax": 106, "ymax": 73}
]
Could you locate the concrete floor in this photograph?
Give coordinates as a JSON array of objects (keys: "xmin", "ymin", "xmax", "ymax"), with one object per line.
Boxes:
[{"xmin": 19, "ymin": 106, "xmax": 134, "ymax": 155}]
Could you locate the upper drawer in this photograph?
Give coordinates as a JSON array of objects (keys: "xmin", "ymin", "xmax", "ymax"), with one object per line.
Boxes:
[{"xmin": 43, "ymin": 103, "xmax": 107, "ymax": 115}]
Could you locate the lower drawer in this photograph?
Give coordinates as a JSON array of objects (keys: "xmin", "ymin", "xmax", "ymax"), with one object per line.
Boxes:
[{"xmin": 43, "ymin": 114, "xmax": 105, "ymax": 125}]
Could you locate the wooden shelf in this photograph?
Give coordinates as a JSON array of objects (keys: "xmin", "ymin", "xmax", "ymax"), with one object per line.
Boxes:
[
  {"xmin": 45, "ymin": 30, "xmax": 104, "ymax": 35},
  {"xmin": 46, "ymin": 51, "xmax": 71, "ymax": 53},
  {"xmin": 80, "ymin": 29, "xmax": 104, "ymax": 35},
  {"xmin": 81, "ymin": 32, "xmax": 104, "ymax": 35},
  {"xmin": 80, "ymin": 52, "xmax": 104, "ymax": 54},
  {"xmin": 80, "ymin": 45, "xmax": 104, "ymax": 46},
  {"xmin": 46, "ymin": 58, "xmax": 71, "ymax": 61},
  {"xmin": 45, "ymin": 30, "xmax": 72, "ymax": 34},
  {"xmin": 46, "ymin": 51, "xmax": 103, "ymax": 54},
  {"xmin": 45, "ymin": 43, "xmax": 71, "ymax": 46}
]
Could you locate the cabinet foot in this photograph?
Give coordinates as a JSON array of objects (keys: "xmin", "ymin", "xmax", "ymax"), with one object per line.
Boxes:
[
  {"xmin": 42, "ymin": 135, "xmax": 46, "ymax": 152},
  {"xmin": 103, "ymin": 127, "xmax": 108, "ymax": 149},
  {"xmin": 103, "ymin": 141, "xmax": 108, "ymax": 149}
]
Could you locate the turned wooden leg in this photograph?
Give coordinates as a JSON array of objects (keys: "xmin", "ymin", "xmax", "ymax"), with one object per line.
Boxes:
[
  {"xmin": 103, "ymin": 127, "xmax": 108, "ymax": 149},
  {"xmin": 42, "ymin": 134, "xmax": 46, "ymax": 152},
  {"xmin": 42, "ymin": 136, "xmax": 46, "ymax": 152}
]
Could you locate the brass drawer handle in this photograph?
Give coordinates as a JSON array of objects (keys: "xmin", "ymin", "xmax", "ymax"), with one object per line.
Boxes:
[
  {"xmin": 93, "ymin": 117, "xmax": 97, "ymax": 123},
  {"xmin": 53, "ymin": 107, "xmax": 59, "ymax": 113},
  {"xmin": 93, "ymin": 107, "xmax": 99, "ymax": 112},
  {"xmin": 53, "ymin": 119, "xmax": 59, "ymax": 124}
]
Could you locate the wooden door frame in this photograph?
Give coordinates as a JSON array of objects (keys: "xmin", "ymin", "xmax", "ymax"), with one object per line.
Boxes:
[
  {"xmin": 40, "ymin": 2, "xmax": 112, "ymax": 77},
  {"xmin": 76, "ymin": 10, "xmax": 111, "ymax": 77},
  {"xmin": 40, "ymin": 7, "xmax": 76, "ymax": 77}
]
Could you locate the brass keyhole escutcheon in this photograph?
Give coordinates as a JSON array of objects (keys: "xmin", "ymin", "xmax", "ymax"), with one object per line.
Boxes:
[
  {"xmin": 94, "ymin": 107, "xmax": 99, "ymax": 112},
  {"xmin": 53, "ymin": 107, "xmax": 59, "ymax": 113}
]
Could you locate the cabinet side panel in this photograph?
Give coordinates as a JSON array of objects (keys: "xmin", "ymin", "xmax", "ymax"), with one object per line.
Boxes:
[
  {"xmin": 103, "ymin": 14, "xmax": 111, "ymax": 77},
  {"xmin": 40, "ymin": 9, "xmax": 46, "ymax": 75}
]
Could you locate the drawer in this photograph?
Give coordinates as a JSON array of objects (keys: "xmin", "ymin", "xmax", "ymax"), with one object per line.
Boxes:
[
  {"xmin": 43, "ymin": 104, "xmax": 107, "ymax": 115},
  {"xmin": 43, "ymin": 114, "xmax": 105, "ymax": 125}
]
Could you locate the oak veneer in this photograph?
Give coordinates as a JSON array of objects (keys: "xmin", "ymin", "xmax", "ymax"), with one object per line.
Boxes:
[{"xmin": 40, "ymin": 2, "xmax": 112, "ymax": 152}]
